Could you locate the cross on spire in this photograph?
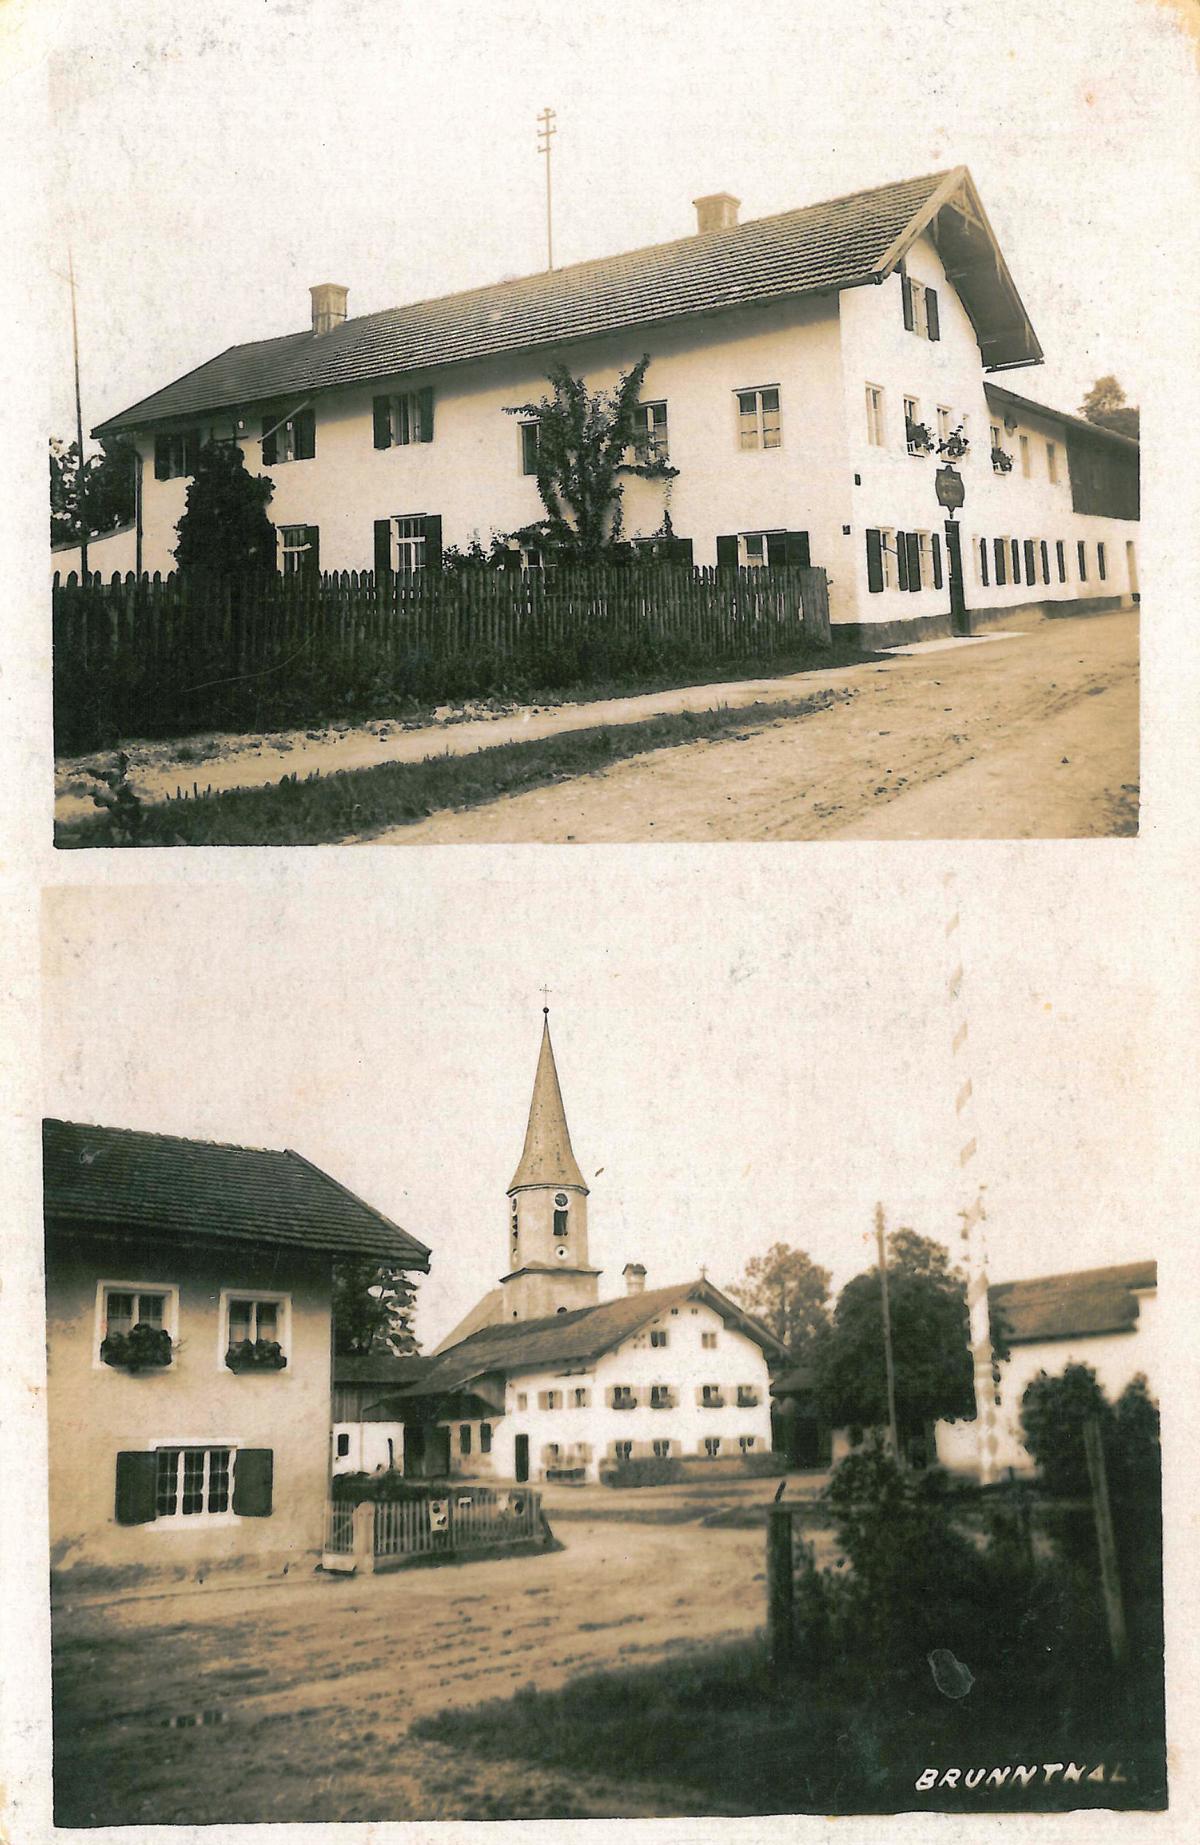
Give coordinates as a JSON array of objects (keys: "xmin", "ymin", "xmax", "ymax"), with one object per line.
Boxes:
[{"xmin": 539, "ymin": 983, "xmax": 553, "ymax": 1015}]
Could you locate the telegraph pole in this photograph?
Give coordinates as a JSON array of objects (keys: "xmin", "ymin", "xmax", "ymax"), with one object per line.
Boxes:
[
  {"xmin": 875, "ymin": 1203, "xmax": 901, "ymax": 1464},
  {"xmin": 67, "ymin": 249, "xmax": 88, "ymax": 577},
  {"xmin": 536, "ymin": 107, "xmax": 557, "ymax": 271}
]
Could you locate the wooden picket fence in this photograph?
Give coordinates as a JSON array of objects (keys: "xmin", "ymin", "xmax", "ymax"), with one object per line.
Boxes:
[{"xmin": 51, "ymin": 562, "xmax": 830, "ymax": 751}]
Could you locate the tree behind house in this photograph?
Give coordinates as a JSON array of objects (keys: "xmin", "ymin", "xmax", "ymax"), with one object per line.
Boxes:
[
  {"xmin": 50, "ymin": 435, "xmax": 138, "ymax": 547},
  {"xmin": 332, "ymin": 1258, "xmax": 421, "ymax": 1357},
  {"xmin": 1079, "ymin": 374, "xmax": 1140, "ymax": 441},
  {"xmin": 174, "ymin": 440, "xmax": 276, "ymax": 582},
  {"xmin": 729, "ymin": 1242, "xmax": 831, "ymax": 1355}
]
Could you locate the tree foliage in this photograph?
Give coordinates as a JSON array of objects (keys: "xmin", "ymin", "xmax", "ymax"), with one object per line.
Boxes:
[
  {"xmin": 50, "ymin": 435, "xmax": 138, "ymax": 546},
  {"xmin": 729, "ymin": 1241, "xmax": 831, "ymax": 1355},
  {"xmin": 1079, "ymin": 374, "xmax": 1140, "ymax": 440},
  {"xmin": 812, "ymin": 1228, "xmax": 1007, "ymax": 1446},
  {"xmin": 332, "ymin": 1258, "xmax": 421, "ymax": 1357},
  {"xmin": 174, "ymin": 439, "xmax": 276, "ymax": 582},
  {"xmin": 1020, "ymin": 1362, "xmax": 1159, "ymax": 1500},
  {"xmin": 505, "ymin": 354, "xmax": 679, "ymax": 562}
]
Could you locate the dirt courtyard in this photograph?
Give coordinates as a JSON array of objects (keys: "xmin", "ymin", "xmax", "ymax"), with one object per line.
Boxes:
[{"xmin": 52, "ymin": 1508, "xmax": 827, "ymax": 1825}]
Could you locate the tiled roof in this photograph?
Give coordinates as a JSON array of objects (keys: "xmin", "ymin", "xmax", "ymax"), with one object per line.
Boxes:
[
  {"xmin": 509, "ymin": 1014, "xmax": 587, "ymax": 1192},
  {"xmin": 95, "ymin": 169, "xmax": 962, "ymax": 436},
  {"xmin": 990, "ymin": 1260, "xmax": 1156, "ymax": 1346},
  {"xmin": 43, "ymin": 1119, "xmax": 431, "ymax": 1267},
  {"xmin": 404, "ymin": 1277, "xmax": 786, "ymax": 1396},
  {"xmin": 984, "ymin": 383, "xmax": 1140, "ymax": 453}
]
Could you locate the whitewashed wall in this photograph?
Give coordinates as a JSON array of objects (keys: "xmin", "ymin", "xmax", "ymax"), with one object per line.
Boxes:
[
  {"xmin": 51, "ymin": 523, "xmax": 139, "ymax": 581},
  {"xmin": 330, "ymin": 1420, "xmax": 405, "ymax": 1476}
]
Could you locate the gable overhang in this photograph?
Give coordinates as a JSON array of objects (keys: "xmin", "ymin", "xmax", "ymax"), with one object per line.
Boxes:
[{"xmin": 872, "ymin": 166, "xmax": 1043, "ymax": 373}]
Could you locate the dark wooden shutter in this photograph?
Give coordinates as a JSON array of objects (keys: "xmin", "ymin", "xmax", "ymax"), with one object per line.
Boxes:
[
  {"xmin": 265, "ymin": 521, "xmax": 278, "ymax": 573},
  {"xmin": 784, "ymin": 530, "xmax": 810, "ymax": 567},
  {"xmin": 901, "ymin": 272, "xmax": 914, "ymax": 332},
  {"xmin": 115, "ymin": 1451, "xmax": 158, "ymax": 1525},
  {"xmin": 306, "ymin": 526, "xmax": 320, "ymax": 576},
  {"xmin": 994, "ymin": 538, "xmax": 1006, "ymax": 586},
  {"xmin": 154, "ymin": 435, "xmax": 170, "ymax": 480},
  {"xmin": 931, "ymin": 533, "xmax": 943, "ymax": 589},
  {"xmin": 1078, "ymin": 540, "xmax": 1087, "ymax": 579},
  {"xmin": 374, "ymin": 518, "xmax": 392, "ymax": 579},
  {"xmin": 866, "ymin": 528, "xmax": 884, "ymax": 594},
  {"xmin": 980, "ymin": 538, "xmax": 989, "ymax": 588},
  {"xmin": 1011, "ymin": 539, "xmax": 1021, "ymax": 583},
  {"xmin": 895, "ymin": 531, "xmax": 909, "ymax": 592},
  {"xmin": 422, "ymin": 514, "xmax": 442, "ymax": 571},
  {"xmin": 184, "ymin": 431, "xmax": 201, "ymax": 475},
  {"xmin": 670, "ymin": 537, "xmax": 694, "ymax": 567},
  {"xmin": 906, "ymin": 532, "xmax": 922, "ymax": 591},
  {"xmin": 765, "ymin": 531, "xmax": 787, "ymax": 569},
  {"xmin": 261, "ymin": 415, "xmax": 277, "ymax": 467},
  {"xmin": 373, "ymin": 395, "xmax": 392, "ymax": 449},
  {"xmin": 418, "ymin": 386, "xmax": 435, "ymax": 444},
  {"xmin": 1098, "ymin": 544, "xmax": 1106, "ymax": 581},
  {"xmin": 294, "ymin": 408, "xmax": 316, "ymax": 461},
  {"xmin": 1057, "ymin": 540, "xmax": 1066, "ymax": 583},
  {"xmin": 1040, "ymin": 540, "xmax": 1050, "ymax": 584},
  {"xmin": 232, "ymin": 1448, "xmax": 274, "ymax": 1517},
  {"xmin": 926, "ymin": 288, "xmax": 941, "ymax": 342},
  {"xmin": 716, "ymin": 534, "xmax": 738, "ymax": 570},
  {"xmin": 1024, "ymin": 539, "xmax": 1036, "ymax": 584}
]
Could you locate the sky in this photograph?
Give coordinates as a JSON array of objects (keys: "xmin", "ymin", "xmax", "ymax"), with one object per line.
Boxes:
[
  {"xmin": 42, "ymin": 848, "xmax": 1166, "ymax": 1350},
  {"xmin": 37, "ymin": 0, "xmax": 1193, "ymax": 451}
]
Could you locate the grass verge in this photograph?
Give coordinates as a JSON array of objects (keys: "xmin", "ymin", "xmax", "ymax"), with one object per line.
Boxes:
[
  {"xmin": 55, "ymin": 688, "xmax": 855, "ymax": 848},
  {"xmin": 411, "ymin": 1630, "xmax": 1166, "ymax": 1817}
]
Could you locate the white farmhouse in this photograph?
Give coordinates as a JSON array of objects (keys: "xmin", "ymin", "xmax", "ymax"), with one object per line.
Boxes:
[
  {"xmin": 391, "ymin": 1012, "xmax": 783, "ymax": 1482},
  {"xmin": 936, "ymin": 1259, "xmax": 1157, "ymax": 1476},
  {"xmin": 90, "ymin": 166, "xmax": 1138, "ymax": 643}
]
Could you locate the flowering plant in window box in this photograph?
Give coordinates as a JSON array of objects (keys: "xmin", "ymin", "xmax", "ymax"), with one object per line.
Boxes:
[
  {"xmin": 225, "ymin": 1337, "xmax": 288, "ymax": 1373},
  {"xmin": 736, "ymin": 1388, "xmax": 760, "ymax": 1407},
  {"xmin": 905, "ymin": 419, "xmax": 935, "ymax": 455},
  {"xmin": 100, "ymin": 1323, "xmax": 173, "ymax": 1372},
  {"xmin": 991, "ymin": 446, "xmax": 1014, "ymax": 474},
  {"xmin": 937, "ymin": 425, "xmax": 970, "ymax": 460}
]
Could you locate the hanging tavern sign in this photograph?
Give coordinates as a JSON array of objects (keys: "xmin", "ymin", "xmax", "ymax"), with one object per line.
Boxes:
[{"xmin": 936, "ymin": 464, "xmax": 966, "ymax": 513}]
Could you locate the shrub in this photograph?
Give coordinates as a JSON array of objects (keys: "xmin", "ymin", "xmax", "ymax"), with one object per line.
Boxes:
[
  {"xmin": 600, "ymin": 1456, "xmax": 683, "ymax": 1488},
  {"xmin": 99, "ymin": 1323, "xmax": 172, "ymax": 1372}
]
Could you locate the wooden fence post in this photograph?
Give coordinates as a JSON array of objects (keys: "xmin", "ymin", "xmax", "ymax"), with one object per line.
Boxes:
[
  {"xmin": 766, "ymin": 1504, "xmax": 796, "ymax": 1670},
  {"xmin": 352, "ymin": 1499, "xmax": 378, "ymax": 1576},
  {"xmin": 1083, "ymin": 1416, "xmax": 1128, "ymax": 1665}
]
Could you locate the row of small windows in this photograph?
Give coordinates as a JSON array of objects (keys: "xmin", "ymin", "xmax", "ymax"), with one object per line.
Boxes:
[
  {"xmin": 977, "ymin": 536, "xmax": 1107, "ymax": 589},
  {"xmin": 989, "ymin": 424, "xmax": 1060, "ymax": 482},
  {"xmin": 864, "ymin": 527, "xmax": 945, "ymax": 595},
  {"xmin": 511, "ymin": 1378, "xmax": 757, "ymax": 1411},
  {"xmin": 458, "ymin": 1422, "xmax": 493, "ymax": 1456},
  {"xmin": 609, "ymin": 1435, "xmax": 759, "ymax": 1462},
  {"xmin": 152, "ymin": 384, "xmax": 784, "ymax": 482}
]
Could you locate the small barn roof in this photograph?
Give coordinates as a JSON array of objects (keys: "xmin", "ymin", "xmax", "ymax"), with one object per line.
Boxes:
[
  {"xmin": 43, "ymin": 1118, "xmax": 431, "ymax": 1268},
  {"xmin": 989, "ymin": 1260, "xmax": 1156, "ymax": 1345}
]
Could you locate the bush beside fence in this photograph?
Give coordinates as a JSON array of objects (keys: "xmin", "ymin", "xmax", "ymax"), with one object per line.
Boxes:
[{"xmin": 52, "ymin": 562, "xmax": 831, "ymax": 752}]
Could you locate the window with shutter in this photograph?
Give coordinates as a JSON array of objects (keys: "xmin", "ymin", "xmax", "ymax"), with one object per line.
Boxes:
[
  {"xmin": 901, "ymin": 272, "xmax": 914, "ymax": 332},
  {"xmin": 925, "ymin": 288, "xmax": 940, "ymax": 341},
  {"xmin": 1056, "ymin": 540, "xmax": 1066, "ymax": 584},
  {"xmin": 895, "ymin": 531, "xmax": 910, "ymax": 592},
  {"xmin": 784, "ymin": 531, "xmax": 810, "ymax": 567},
  {"xmin": 765, "ymin": 531, "xmax": 787, "ymax": 569},
  {"xmin": 520, "ymin": 421, "xmax": 540, "ymax": 475},
  {"xmin": 1077, "ymin": 540, "xmax": 1087, "ymax": 581},
  {"xmin": 373, "ymin": 396, "xmax": 392, "ymax": 449},
  {"xmin": 261, "ymin": 416, "xmax": 278, "ymax": 467},
  {"xmin": 1024, "ymin": 539, "xmax": 1036, "ymax": 584},
  {"xmin": 979, "ymin": 538, "xmax": 989, "ymax": 588},
  {"xmin": 907, "ymin": 532, "xmax": 922, "ymax": 592},
  {"xmin": 994, "ymin": 538, "xmax": 1007, "ymax": 586},
  {"xmin": 417, "ymin": 387, "xmax": 435, "ymax": 444},
  {"xmin": 1040, "ymin": 540, "xmax": 1050, "ymax": 585},
  {"xmin": 716, "ymin": 534, "xmax": 738, "ymax": 570},
  {"xmin": 293, "ymin": 408, "xmax": 316, "ymax": 461},
  {"xmin": 115, "ymin": 1451, "xmax": 159, "ymax": 1525},
  {"xmin": 374, "ymin": 518, "xmax": 391, "ymax": 580},
  {"xmin": 1097, "ymin": 542, "xmax": 1107, "ymax": 581},
  {"xmin": 931, "ymin": 533, "xmax": 943, "ymax": 590},
  {"xmin": 423, "ymin": 514, "xmax": 442, "ymax": 572},
  {"xmin": 1011, "ymin": 539, "xmax": 1021, "ymax": 583}
]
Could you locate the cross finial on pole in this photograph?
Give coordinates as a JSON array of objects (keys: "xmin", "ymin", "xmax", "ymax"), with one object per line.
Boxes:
[
  {"xmin": 536, "ymin": 106, "xmax": 557, "ymax": 272},
  {"xmin": 539, "ymin": 983, "xmax": 553, "ymax": 1016}
]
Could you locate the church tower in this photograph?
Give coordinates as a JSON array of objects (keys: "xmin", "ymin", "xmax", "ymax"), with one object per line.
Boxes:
[{"xmin": 503, "ymin": 1010, "xmax": 601, "ymax": 1321}]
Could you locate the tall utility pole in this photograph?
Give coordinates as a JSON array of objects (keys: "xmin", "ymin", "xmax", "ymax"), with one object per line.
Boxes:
[
  {"xmin": 875, "ymin": 1203, "xmax": 901, "ymax": 1463},
  {"xmin": 67, "ymin": 249, "xmax": 88, "ymax": 577},
  {"xmin": 536, "ymin": 106, "xmax": 557, "ymax": 271}
]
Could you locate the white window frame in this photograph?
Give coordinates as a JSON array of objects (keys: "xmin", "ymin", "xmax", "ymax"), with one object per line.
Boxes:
[
  {"xmin": 936, "ymin": 406, "xmax": 952, "ymax": 448},
  {"xmin": 903, "ymin": 395, "xmax": 925, "ymax": 456},
  {"xmin": 156, "ymin": 433, "xmax": 192, "ymax": 479},
  {"xmin": 878, "ymin": 528, "xmax": 899, "ymax": 591},
  {"xmin": 1019, "ymin": 434, "xmax": 1031, "ymax": 478},
  {"xmin": 279, "ymin": 526, "xmax": 313, "ymax": 577},
  {"xmin": 916, "ymin": 531, "xmax": 932, "ymax": 588},
  {"xmin": 864, "ymin": 383, "xmax": 886, "ymax": 448},
  {"xmin": 150, "ymin": 1438, "xmax": 240, "ymax": 1529},
  {"xmin": 218, "ymin": 1290, "xmax": 292, "ymax": 1371},
  {"xmin": 632, "ymin": 400, "xmax": 669, "ymax": 463},
  {"xmin": 520, "ymin": 542, "xmax": 543, "ymax": 573},
  {"xmin": 649, "ymin": 1328, "xmax": 669, "ymax": 1348},
  {"xmin": 383, "ymin": 391, "xmax": 426, "ymax": 448},
  {"xmin": 700, "ymin": 1330, "xmax": 718, "ymax": 1350},
  {"xmin": 390, "ymin": 515, "xmax": 427, "ymax": 574},
  {"xmin": 93, "ymin": 1280, "xmax": 179, "ymax": 1370},
  {"xmin": 1046, "ymin": 440, "xmax": 1058, "ymax": 483},
  {"xmin": 909, "ymin": 278, "xmax": 929, "ymax": 338},
  {"xmin": 735, "ymin": 385, "xmax": 782, "ymax": 452}
]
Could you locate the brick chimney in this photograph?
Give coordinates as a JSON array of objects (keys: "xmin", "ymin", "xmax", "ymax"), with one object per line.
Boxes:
[
  {"xmin": 309, "ymin": 283, "xmax": 348, "ymax": 336},
  {"xmin": 623, "ymin": 1262, "xmax": 646, "ymax": 1296},
  {"xmin": 693, "ymin": 193, "xmax": 740, "ymax": 234}
]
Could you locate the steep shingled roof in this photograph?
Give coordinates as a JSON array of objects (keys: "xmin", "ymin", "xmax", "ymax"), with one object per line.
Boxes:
[
  {"xmin": 404, "ymin": 1277, "xmax": 786, "ymax": 1397},
  {"xmin": 43, "ymin": 1118, "xmax": 431, "ymax": 1268},
  {"xmin": 94, "ymin": 166, "xmax": 1040, "ymax": 437},
  {"xmin": 989, "ymin": 1260, "xmax": 1156, "ymax": 1346},
  {"xmin": 508, "ymin": 1013, "xmax": 587, "ymax": 1193}
]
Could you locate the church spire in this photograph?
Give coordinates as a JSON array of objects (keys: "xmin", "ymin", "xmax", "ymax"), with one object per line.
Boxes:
[{"xmin": 508, "ymin": 1009, "xmax": 588, "ymax": 1194}]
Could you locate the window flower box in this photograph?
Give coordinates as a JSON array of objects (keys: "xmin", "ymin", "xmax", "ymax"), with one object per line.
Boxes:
[
  {"xmin": 649, "ymin": 1390, "xmax": 676, "ymax": 1409},
  {"xmin": 611, "ymin": 1396, "xmax": 637, "ymax": 1411},
  {"xmin": 938, "ymin": 425, "xmax": 970, "ymax": 460},
  {"xmin": 100, "ymin": 1323, "xmax": 173, "ymax": 1373},
  {"xmin": 699, "ymin": 1392, "xmax": 726, "ymax": 1409},
  {"xmin": 736, "ymin": 1389, "xmax": 760, "ymax": 1407},
  {"xmin": 225, "ymin": 1337, "xmax": 288, "ymax": 1374},
  {"xmin": 991, "ymin": 446, "xmax": 1014, "ymax": 474},
  {"xmin": 905, "ymin": 419, "xmax": 935, "ymax": 456}
]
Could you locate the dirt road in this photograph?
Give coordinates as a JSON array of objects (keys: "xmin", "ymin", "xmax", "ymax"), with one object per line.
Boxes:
[
  {"xmin": 375, "ymin": 611, "xmax": 1138, "ymax": 843},
  {"xmin": 52, "ymin": 1513, "xmax": 820, "ymax": 1825}
]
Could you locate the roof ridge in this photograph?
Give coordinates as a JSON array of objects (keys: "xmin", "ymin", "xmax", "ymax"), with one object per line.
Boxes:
[
  {"xmin": 993, "ymin": 1258, "xmax": 1156, "ymax": 1291},
  {"xmin": 45, "ymin": 1116, "xmax": 294, "ymax": 1160}
]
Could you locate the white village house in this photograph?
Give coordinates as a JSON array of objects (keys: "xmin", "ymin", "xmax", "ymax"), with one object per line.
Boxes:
[
  {"xmin": 382, "ymin": 1011, "xmax": 784, "ymax": 1483},
  {"xmin": 90, "ymin": 166, "xmax": 1138, "ymax": 643}
]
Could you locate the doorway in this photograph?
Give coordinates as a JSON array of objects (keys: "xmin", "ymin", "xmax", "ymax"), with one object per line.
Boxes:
[
  {"xmin": 514, "ymin": 1434, "xmax": 530, "ymax": 1483},
  {"xmin": 944, "ymin": 520, "xmax": 968, "ymax": 635}
]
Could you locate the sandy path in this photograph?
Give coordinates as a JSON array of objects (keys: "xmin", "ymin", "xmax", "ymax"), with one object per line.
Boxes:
[
  {"xmin": 52, "ymin": 1516, "xmax": 817, "ymax": 1824},
  {"xmin": 370, "ymin": 612, "xmax": 1137, "ymax": 843}
]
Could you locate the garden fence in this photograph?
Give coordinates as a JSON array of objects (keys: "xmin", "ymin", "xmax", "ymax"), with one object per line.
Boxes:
[
  {"xmin": 52, "ymin": 562, "xmax": 831, "ymax": 752},
  {"xmin": 372, "ymin": 1485, "xmax": 543, "ymax": 1562}
]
